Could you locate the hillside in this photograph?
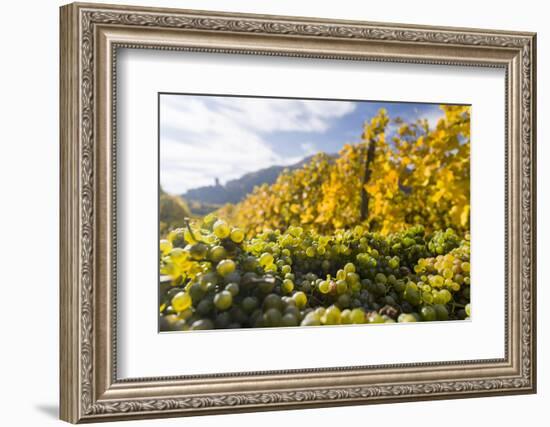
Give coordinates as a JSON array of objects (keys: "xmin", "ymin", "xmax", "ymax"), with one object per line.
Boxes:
[
  {"xmin": 182, "ymin": 155, "xmax": 332, "ymax": 208},
  {"xmin": 159, "ymin": 189, "xmax": 192, "ymax": 236}
]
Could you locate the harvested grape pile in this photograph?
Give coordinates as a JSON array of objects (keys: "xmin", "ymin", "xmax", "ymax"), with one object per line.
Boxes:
[{"xmin": 159, "ymin": 216, "xmax": 471, "ymax": 331}]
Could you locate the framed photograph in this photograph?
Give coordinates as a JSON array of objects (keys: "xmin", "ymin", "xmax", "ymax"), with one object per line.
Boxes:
[{"xmin": 60, "ymin": 2, "xmax": 537, "ymax": 423}]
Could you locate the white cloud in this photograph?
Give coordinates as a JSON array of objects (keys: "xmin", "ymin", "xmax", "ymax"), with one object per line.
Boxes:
[
  {"xmin": 412, "ymin": 107, "xmax": 445, "ymax": 130},
  {"xmin": 160, "ymin": 95, "xmax": 356, "ymax": 193}
]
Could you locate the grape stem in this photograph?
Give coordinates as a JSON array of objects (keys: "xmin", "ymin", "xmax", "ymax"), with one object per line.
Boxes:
[{"xmin": 183, "ymin": 217, "xmax": 203, "ymax": 243}]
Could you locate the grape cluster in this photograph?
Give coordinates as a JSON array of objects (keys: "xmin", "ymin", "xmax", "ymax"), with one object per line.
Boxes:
[{"xmin": 159, "ymin": 216, "xmax": 470, "ymax": 331}]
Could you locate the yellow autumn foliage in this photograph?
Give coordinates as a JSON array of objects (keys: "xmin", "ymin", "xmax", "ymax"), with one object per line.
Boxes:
[{"xmin": 217, "ymin": 105, "xmax": 470, "ymax": 236}]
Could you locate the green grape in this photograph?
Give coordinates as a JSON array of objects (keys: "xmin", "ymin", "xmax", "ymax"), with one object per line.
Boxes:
[
  {"xmin": 336, "ymin": 294, "xmax": 351, "ymax": 309},
  {"xmin": 257, "ymin": 278, "xmax": 275, "ymax": 294},
  {"xmin": 420, "ymin": 306, "xmax": 437, "ymax": 321},
  {"xmin": 230, "ymin": 228, "xmax": 245, "ymax": 243},
  {"xmin": 284, "ymin": 273, "xmax": 295, "ymax": 281},
  {"xmin": 263, "ymin": 308, "xmax": 282, "ymax": 327},
  {"xmin": 430, "ymin": 275, "xmax": 444, "ymax": 287},
  {"xmin": 465, "ymin": 303, "xmax": 471, "ymax": 317},
  {"xmin": 438, "ymin": 289, "xmax": 452, "ymax": 304},
  {"xmin": 350, "ymin": 308, "xmax": 366, "ymax": 324},
  {"xmin": 259, "ymin": 252, "xmax": 274, "ymax": 267},
  {"xmin": 284, "ymin": 302, "xmax": 300, "ymax": 315},
  {"xmin": 375, "ymin": 273, "xmax": 387, "ymax": 284},
  {"xmin": 209, "ymin": 245, "xmax": 227, "ymax": 263},
  {"xmin": 374, "ymin": 282, "xmax": 387, "ymax": 296},
  {"xmin": 322, "ymin": 305, "xmax": 341, "ymax": 325},
  {"xmin": 160, "ymin": 314, "xmax": 186, "ymax": 331},
  {"xmin": 216, "ymin": 259, "xmax": 236, "ymax": 276},
  {"xmin": 201, "ymin": 234, "xmax": 217, "ymax": 245},
  {"xmin": 171, "ymin": 291, "xmax": 191, "ymax": 312},
  {"xmin": 299, "ymin": 280, "xmax": 312, "ymax": 293},
  {"xmin": 169, "ymin": 247, "xmax": 187, "ymax": 263},
  {"xmin": 263, "ymin": 293, "xmax": 283, "ymax": 311},
  {"xmin": 281, "ymin": 265, "xmax": 292, "ymax": 275},
  {"xmin": 160, "ymin": 223, "xmax": 470, "ymax": 330},
  {"xmin": 318, "ymin": 280, "xmax": 330, "ymax": 294},
  {"xmin": 368, "ymin": 312, "xmax": 384, "ymax": 324},
  {"xmin": 195, "ymin": 299, "xmax": 213, "ymax": 316},
  {"xmin": 189, "ymin": 243, "xmax": 208, "ymax": 260},
  {"xmin": 336, "ymin": 269, "xmax": 346, "ymax": 281},
  {"xmin": 341, "ymin": 309, "xmax": 352, "ymax": 324},
  {"xmin": 282, "ymin": 279, "xmax": 294, "ymax": 294},
  {"xmin": 388, "ymin": 256, "xmax": 400, "ymax": 269},
  {"xmin": 264, "ymin": 264, "xmax": 278, "ymax": 273},
  {"xmin": 292, "ymin": 291, "xmax": 307, "ymax": 309},
  {"xmin": 314, "ymin": 307, "xmax": 326, "ymax": 317},
  {"xmin": 422, "ymin": 291, "xmax": 434, "ymax": 304},
  {"xmin": 394, "ymin": 279, "xmax": 406, "ymax": 293},
  {"xmin": 198, "ymin": 271, "xmax": 218, "ymax": 287},
  {"xmin": 344, "ymin": 263, "xmax": 356, "ymax": 273},
  {"xmin": 241, "ymin": 296, "xmax": 259, "ymax": 313},
  {"xmin": 225, "ymin": 282, "xmax": 239, "ymax": 297},
  {"xmin": 403, "ymin": 284, "xmax": 421, "ymax": 305},
  {"xmin": 215, "ymin": 311, "xmax": 232, "ymax": 328},
  {"xmin": 224, "ymin": 271, "xmax": 241, "ymax": 284},
  {"xmin": 163, "ymin": 305, "xmax": 176, "ymax": 316},
  {"xmin": 301, "ymin": 313, "xmax": 321, "ymax": 326},
  {"xmin": 213, "ymin": 290, "xmax": 233, "ymax": 311},
  {"xmin": 177, "ymin": 307, "xmax": 193, "ymax": 321},
  {"xmin": 213, "ymin": 220, "xmax": 231, "ymax": 239},
  {"xmin": 281, "ymin": 312, "xmax": 299, "ymax": 327},
  {"xmin": 346, "ymin": 272, "xmax": 359, "ymax": 284},
  {"xmin": 432, "ymin": 292, "xmax": 445, "ymax": 305},
  {"xmin": 335, "ymin": 280, "xmax": 348, "ymax": 294},
  {"xmin": 398, "ymin": 313, "xmax": 417, "ymax": 323},
  {"xmin": 190, "ymin": 319, "xmax": 214, "ymax": 330},
  {"xmin": 242, "ymin": 256, "xmax": 258, "ymax": 272},
  {"xmin": 433, "ymin": 304, "xmax": 449, "ymax": 321}
]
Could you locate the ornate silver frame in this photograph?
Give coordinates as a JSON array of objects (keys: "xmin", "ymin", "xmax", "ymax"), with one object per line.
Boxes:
[{"xmin": 60, "ymin": 2, "xmax": 537, "ymax": 423}]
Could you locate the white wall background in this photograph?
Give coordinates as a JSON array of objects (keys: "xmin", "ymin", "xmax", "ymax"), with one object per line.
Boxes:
[{"xmin": 0, "ymin": 0, "xmax": 546, "ymax": 425}]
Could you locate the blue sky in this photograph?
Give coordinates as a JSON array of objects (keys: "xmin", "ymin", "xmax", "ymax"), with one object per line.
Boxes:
[{"xmin": 160, "ymin": 94, "xmax": 448, "ymax": 194}]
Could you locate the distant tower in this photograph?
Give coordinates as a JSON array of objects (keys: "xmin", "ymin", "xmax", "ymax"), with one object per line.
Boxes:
[{"xmin": 214, "ymin": 177, "xmax": 221, "ymax": 187}]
